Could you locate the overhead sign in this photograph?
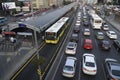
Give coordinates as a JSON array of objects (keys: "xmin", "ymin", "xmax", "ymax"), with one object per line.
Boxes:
[
  {"xmin": 17, "ymin": 32, "xmax": 32, "ymax": 36},
  {"xmin": 18, "ymin": 23, "xmax": 27, "ymax": 28},
  {"xmin": 2, "ymin": 31, "xmax": 16, "ymax": 35},
  {"xmin": 2, "ymin": 2, "xmax": 16, "ymax": 9},
  {"xmin": 18, "ymin": 0, "xmax": 31, "ymax": 1}
]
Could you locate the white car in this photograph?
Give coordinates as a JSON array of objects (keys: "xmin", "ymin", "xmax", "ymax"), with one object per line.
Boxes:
[
  {"xmin": 62, "ymin": 57, "xmax": 77, "ymax": 78},
  {"xmin": 65, "ymin": 42, "xmax": 77, "ymax": 55},
  {"xmin": 76, "ymin": 20, "xmax": 80, "ymax": 23},
  {"xmin": 82, "ymin": 53, "xmax": 97, "ymax": 75},
  {"xmin": 106, "ymin": 31, "xmax": 117, "ymax": 39},
  {"xmin": 83, "ymin": 28, "xmax": 90, "ymax": 36}
]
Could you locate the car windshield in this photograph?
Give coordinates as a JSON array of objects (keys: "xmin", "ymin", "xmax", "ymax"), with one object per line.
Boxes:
[
  {"xmin": 64, "ymin": 66, "xmax": 73, "ymax": 71},
  {"xmin": 112, "ymin": 70, "xmax": 120, "ymax": 77},
  {"xmin": 85, "ymin": 62, "xmax": 95, "ymax": 67}
]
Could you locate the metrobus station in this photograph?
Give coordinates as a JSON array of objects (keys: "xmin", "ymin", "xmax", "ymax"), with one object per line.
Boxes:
[{"xmin": 0, "ymin": 3, "xmax": 76, "ymax": 80}]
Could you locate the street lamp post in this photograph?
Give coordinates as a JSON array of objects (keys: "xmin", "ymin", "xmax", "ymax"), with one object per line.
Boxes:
[{"xmin": 31, "ymin": 0, "xmax": 42, "ymax": 80}]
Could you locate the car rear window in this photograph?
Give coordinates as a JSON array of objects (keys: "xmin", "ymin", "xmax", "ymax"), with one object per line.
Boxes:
[
  {"xmin": 112, "ymin": 70, "xmax": 120, "ymax": 77},
  {"xmin": 86, "ymin": 62, "xmax": 95, "ymax": 67},
  {"xmin": 67, "ymin": 47, "xmax": 74, "ymax": 50},
  {"xmin": 64, "ymin": 66, "xmax": 73, "ymax": 71}
]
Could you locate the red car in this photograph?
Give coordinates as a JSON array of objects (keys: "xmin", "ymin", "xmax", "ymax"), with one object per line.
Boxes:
[{"xmin": 83, "ymin": 39, "xmax": 93, "ymax": 50}]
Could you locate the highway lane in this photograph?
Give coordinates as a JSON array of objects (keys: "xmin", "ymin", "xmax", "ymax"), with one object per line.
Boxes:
[{"xmin": 52, "ymin": 8, "xmax": 120, "ymax": 80}]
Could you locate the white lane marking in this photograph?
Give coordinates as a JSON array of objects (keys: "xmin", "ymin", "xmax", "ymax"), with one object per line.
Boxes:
[{"xmin": 102, "ymin": 64, "xmax": 107, "ymax": 80}]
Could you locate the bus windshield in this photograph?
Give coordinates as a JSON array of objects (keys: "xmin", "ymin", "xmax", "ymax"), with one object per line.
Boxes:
[
  {"xmin": 95, "ymin": 20, "xmax": 101, "ymax": 23},
  {"xmin": 45, "ymin": 32, "xmax": 56, "ymax": 40}
]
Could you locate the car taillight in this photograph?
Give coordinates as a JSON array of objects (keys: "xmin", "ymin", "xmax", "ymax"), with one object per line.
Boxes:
[
  {"xmin": 93, "ymin": 70, "xmax": 96, "ymax": 72},
  {"xmin": 102, "ymin": 44, "xmax": 104, "ymax": 47},
  {"xmin": 73, "ymin": 49, "xmax": 75, "ymax": 52},
  {"xmin": 72, "ymin": 72, "xmax": 75, "ymax": 75},
  {"xmin": 83, "ymin": 68, "xmax": 88, "ymax": 71}
]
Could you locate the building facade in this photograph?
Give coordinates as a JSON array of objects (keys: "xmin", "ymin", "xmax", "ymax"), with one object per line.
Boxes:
[
  {"xmin": 32, "ymin": 0, "xmax": 49, "ymax": 9},
  {"xmin": 85, "ymin": 0, "xmax": 98, "ymax": 4}
]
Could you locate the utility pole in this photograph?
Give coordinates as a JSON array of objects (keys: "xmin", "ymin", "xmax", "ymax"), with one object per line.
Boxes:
[{"xmin": 31, "ymin": 0, "xmax": 42, "ymax": 80}]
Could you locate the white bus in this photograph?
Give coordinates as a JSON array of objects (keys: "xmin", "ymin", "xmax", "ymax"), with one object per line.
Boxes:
[
  {"xmin": 90, "ymin": 14, "xmax": 103, "ymax": 29},
  {"xmin": 45, "ymin": 17, "xmax": 69, "ymax": 44}
]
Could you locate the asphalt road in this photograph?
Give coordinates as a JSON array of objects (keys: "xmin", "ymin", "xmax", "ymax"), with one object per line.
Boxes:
[{"xmin": 51, "ymin": 7, "xmax": 120, "ymax": 80}]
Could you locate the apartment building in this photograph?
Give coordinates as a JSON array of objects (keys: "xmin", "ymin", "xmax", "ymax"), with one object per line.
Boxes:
[
  {"xmin": 82, "ymin": 0, "xmax": 98, "ymax": 4},
  {"xmin": 32, "ymin": 0, "xmax": 49, "ymax": 9},
  {"xmin": 32, "ymin": 0, "xmax": 63, "ymax": 9}
]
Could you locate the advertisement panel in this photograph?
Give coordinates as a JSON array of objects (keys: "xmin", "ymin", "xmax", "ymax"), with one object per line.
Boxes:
[{"xmin": 2, "ymin": 2, "xmax": 16, "ymax": 9}]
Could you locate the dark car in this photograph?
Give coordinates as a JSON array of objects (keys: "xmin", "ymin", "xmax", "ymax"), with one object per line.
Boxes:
[
  {"xmin": 113, "ymin": 40, "xmax": 120, "ymax": 52},
  {"xmin": 83, "ymin": 20, "xmax": 89, "ymax": 26},
  {"xmin": 104, "ymin": 58, "xmax": 120, "ymax": 80},
  {"xmin": 102, "ymin": 23, "xmax": 109, "ymax": 30},
  {"xmin": 100, "ymin": 40, "xmax": 111, "ymax": 50},
  {"xmin": 73, "ymin": 26, "xmax": 80, "ymax": 33},
  {"xmin": 95, "ymin": 32, "xmax": 104, "ymax": 40},
  {"xmin": 70, "ymin": 33, "xmax": 79, "ymax": 43}
]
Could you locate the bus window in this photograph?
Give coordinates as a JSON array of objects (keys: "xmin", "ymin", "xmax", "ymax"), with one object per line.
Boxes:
[{"xmin": 46, "ymin": 32, "xmax": 56, "ymax": 40}]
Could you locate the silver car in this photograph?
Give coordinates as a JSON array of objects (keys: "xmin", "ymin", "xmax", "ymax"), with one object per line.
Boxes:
[{"xmin": 104, "ymin": 58, "xmax": 120, "ymax": 80}]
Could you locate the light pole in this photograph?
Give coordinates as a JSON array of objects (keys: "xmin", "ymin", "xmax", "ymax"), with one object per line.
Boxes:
[{"xmin": 31, "ymin": 0, "xmax": 42, "ymax": 80}]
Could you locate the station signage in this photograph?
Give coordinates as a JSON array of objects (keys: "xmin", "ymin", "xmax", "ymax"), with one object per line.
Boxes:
[{"xmin": 18, "ymin": 23, "xmax": 27, "ymax": 28}]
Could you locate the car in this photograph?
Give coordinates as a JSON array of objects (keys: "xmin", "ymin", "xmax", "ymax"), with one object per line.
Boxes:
[
  {"xmin": 83, "ymin": 28, "xmax": 90, "ymax": 36},
  {"xmin": 65, "ymin": 42, "xmax": 77, "ymax": 55},
  {"xmin": 82, "ymin": 53, "xmax": 97, "ymax": 75},
  {"xmin": 104, "ymin": 58, "xmax": 120, "ymax": 80},
  {"xmin": 100, "ymin": 40, "xmax": 111, "ymax": 50},
  {"xmin": 106, "ymin": 31, "xmax": 117, "ymax": 39},
  {"xmin": 76, "ymin": 20, "xmax": 80, "ymax": 23},
  {"xmin": 75, "ymin": 21, "xmax": 80, "ymax": 26},
  {"xmin": 83, "ymin": 39, "xmax": 93, "ymax": 50},
  {"xmin": 83, "ymin": 20, "xmax": 89, "ymax": 26},
  {"xmin": 70, "ymin": 33, "xmax": 79, "ymax": 43},
  {"xmin": 73, "ymin": 26, "xmax": 80, "ymax": 33},
  {"xmin": 95, "ymin": 32, "xmax": 104, "ymax": 39},
  {"xmin": 102, "ymin": 23, "xmax": 109, "ymax": 30},
  {"xmin": 113, "ymin": 40, "xmax": 120, "ymax": 52},
  {"xmin": 62, "ymin": 57, "xmax": 77, "ymax": 78},
  {"xmin": 0, "ymin": 17, "xmax": 8, "ymax": 26}
]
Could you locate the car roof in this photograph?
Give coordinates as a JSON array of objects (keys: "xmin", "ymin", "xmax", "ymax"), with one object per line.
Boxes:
[
  {"xmin": 102, "ymin": 40, "xmax": 109, "ymax": 43},
  {"xmin": 109, "ymin": 31, "xmax": 115, "ymax": 33},
  {"xmin": 85, "ymin": 39, "xmax": 92, "ymax": 43},
  {"xmin": 85, "ymin": 28, "xmax": 90, "ymax": 31},
  {"xmin": 72, "ymin": 33, "xmax": 78, "ymax": 36},
  {"xmin": 65, "ymin": 57, "xmax": 76, "ymax": 66},
  {"xmin": 84, "ymin": 54, "xmax": 95, "ymax": 62},
  {"xmin": 98, "ymin": 32, "xmax": 103, "ymax": 34},
  {"xmin": 85, "ymin": 56, "xmax": 94, "ymax": 62},
  {"xmin": 109, "ymin": 62, "xmax": 120, "ymax": 70}
]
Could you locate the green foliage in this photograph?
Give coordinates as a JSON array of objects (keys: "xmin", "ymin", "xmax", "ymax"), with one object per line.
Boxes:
[
  {"xmin": 16, "ymin": 1, "xmax": 24, "ymax": 7},
  {"xmin": 32, "ymin": 56, "xmax": 46, "ymax": 65},
  {"xmin": 63, "ymin": 0, "xmax": 72, "ymax": 5}
]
